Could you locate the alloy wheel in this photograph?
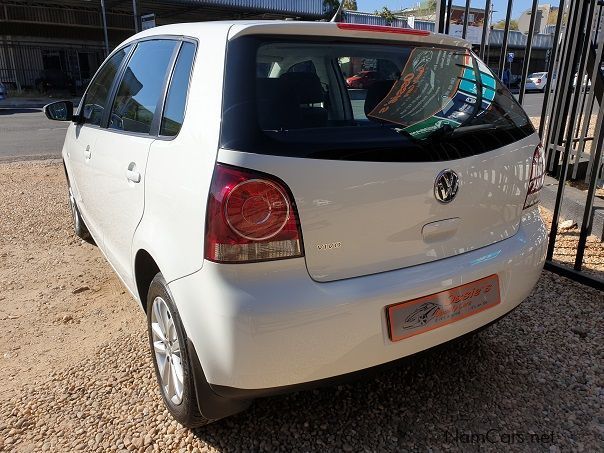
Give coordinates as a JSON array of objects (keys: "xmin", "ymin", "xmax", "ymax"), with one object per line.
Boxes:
[{"xmin": 151, "ymin": 296, "xmax": 184, "ymax": 405}]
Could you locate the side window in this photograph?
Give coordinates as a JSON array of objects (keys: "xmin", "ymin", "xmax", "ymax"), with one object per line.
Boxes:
[
  {"xmin": 109, "ymin": 40, "xmax": 178, "ymax": 134},
  {"xmin": 160, "ymin": 42, "xmax": 196, "ymax": 137},
  {"xmin": 82, "ymin": 45, "xmax": 131, "ymax": 126}
]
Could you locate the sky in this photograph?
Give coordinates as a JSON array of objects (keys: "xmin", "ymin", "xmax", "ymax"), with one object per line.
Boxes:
[{"xmin": 356, "ymin": 0, "xmax": 560, "ymax": 22}]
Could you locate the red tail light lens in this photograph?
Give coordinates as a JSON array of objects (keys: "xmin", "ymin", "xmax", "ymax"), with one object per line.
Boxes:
[
  {"xmin": 205, "ymin": 164, "xmax": 303, "ymax": 263},
  {"xmin": 524, "ymin": 144, "xmax": 545, "ymax": 209}
]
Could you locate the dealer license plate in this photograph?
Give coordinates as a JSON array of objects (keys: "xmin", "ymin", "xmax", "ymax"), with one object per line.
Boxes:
[{"xmin": 387, "ymin": 274, "xmax": 501, "ymax": 342}]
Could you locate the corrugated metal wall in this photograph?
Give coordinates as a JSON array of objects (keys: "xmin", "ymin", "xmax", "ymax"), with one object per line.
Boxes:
[
  {"xmin": 167, "ymin": 0, "xmax": 327, "ymax": 17},
  {"xmin": 412, "ymin": 20, "xmax": 435, "ymax": 31},
  {"xmin": 489, "ymin": 29, "xmax": 553, "ymax": 49},
  {"xmin": 342, "ymin": 11, "xmax": 408, "ymax": 28},
  {"xmin": 341, "ymin": 10, "xmax": 552, "ymax": 49},
  {"xmin": 0, "ymin": 2, "xmax": 133, "ymax": 30}
]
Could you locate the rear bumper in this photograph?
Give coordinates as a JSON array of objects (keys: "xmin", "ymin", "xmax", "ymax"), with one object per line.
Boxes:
[{"xmin": 169, "ymin": 208, "xmax": 546, "ymax": 391}]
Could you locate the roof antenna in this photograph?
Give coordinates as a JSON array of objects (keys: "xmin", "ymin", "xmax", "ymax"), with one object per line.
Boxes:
[{"xmin": 330, "ymin": 2, "xmax": 344, "ymax": 22}]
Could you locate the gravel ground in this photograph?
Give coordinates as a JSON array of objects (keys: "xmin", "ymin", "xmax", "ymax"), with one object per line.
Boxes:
[
  {"xmin": 539, "ymin": 207, "xmax": 604, "ymax": 281},
  {"xmin": 1, "ymin": 161, "xmax": 603, "ymax": 452}
]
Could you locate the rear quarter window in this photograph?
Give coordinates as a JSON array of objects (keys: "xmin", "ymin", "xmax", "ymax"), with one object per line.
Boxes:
[{"xmin": 160, "ymin": 41, "xmax": 196, "ymax": 137}]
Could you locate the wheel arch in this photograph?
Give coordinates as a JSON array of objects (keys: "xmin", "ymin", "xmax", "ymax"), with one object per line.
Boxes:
[{"xmin": 134, "ymin": 249, "xmax": 161, "ymax": 312}]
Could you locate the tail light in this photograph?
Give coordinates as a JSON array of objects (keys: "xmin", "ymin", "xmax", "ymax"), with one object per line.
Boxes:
[
  {"xmin": 205, "ymin": 164, "xmax": 303, "ymax": 263},
  {"xmin": 523, "ymin": 144, "xmax": 545, "ymax": 209}
]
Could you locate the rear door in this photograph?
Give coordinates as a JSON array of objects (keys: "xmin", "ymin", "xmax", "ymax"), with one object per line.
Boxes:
[
  {"xmin": 88, "ymin": 39, "xmax": 180, "ymax": 286},
  {"xmin": 220, "ymin": 37, "xmax": 538, "ymax": 282}
]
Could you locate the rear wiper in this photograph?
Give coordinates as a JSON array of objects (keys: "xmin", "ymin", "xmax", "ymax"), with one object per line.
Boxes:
[
  {"xmin": 392, "ymin": 127, "xmax": 415, "ymax": 139},
  {"xmin": 450, "ymin": 123, "xmax": 497, "ymax": 136},
  {"xmin": 422, "ymin": 123, "xmax": 497, "ymax": 141}
]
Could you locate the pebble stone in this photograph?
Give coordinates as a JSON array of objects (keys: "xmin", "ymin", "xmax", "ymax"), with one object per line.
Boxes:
[{"xmin": 1, "ymin": 161, "xmax": 602, "ymax": 452}]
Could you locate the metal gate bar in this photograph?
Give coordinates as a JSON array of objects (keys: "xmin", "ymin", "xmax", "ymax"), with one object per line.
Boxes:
[
  {"xmin": 518, "ymin": 0, "xmax": 539, "ymax": 104},
  {"xmin": 544, "ymin": 0, "xmax": 580, "ymax": 174},
  {"xmin": 538, "ymin": 0, "xmax": 567, "ymax": 138},
  {"xmin": 546, "ymin": 0, "xmax": 597, "ymax": 259},
  {"xmin": 432, "ymin": 0, "xmax": 604, "ymax": 289},
  {"xmin": 540, "ymin": 0, "xmax": 604, "ymax": 289}
]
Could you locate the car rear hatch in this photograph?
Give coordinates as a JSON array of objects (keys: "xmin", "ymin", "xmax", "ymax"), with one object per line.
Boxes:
[{"xmin": 220, "ymin": 23, "xmax": 538, "ymax": 282}]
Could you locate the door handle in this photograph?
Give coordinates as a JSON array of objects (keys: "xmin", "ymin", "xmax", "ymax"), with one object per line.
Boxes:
[
  {"xmin": 83, "ymin": 145, "xmax": 91, "ymax": 159},
  {"xmin": 126, "ymin": 162, "xmax": 141, "ymax": 183},
  {"xmin": 126, "ymin": 169, "xmax": 141, "ymax": 183}
]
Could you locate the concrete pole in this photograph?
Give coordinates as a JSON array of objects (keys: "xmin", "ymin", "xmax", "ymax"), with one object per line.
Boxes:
[
  {"xmin": 132, "ymin": 0, "xmax": 139, "ymax": 33},
  {"xmin": 100, "ymin": 0, "xmax": 110, "ymax": 56}
]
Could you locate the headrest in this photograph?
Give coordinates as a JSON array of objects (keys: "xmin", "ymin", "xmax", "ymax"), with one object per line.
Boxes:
[
  {"xmin": 280, "ymin": 72, "xmax": 325, "ymax": 104},
  {"xmin": 364, "ymin": 79, "xmax": 396, "ymax": 117}
]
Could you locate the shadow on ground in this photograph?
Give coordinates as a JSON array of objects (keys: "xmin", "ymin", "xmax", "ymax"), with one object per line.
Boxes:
[
  {"xmin": 192, "ymin": 275, "xmax": 601, "ymax": 451},
  {"xmin": 0, "ymin": 108, "xmax": 41, "ymax": 115}
]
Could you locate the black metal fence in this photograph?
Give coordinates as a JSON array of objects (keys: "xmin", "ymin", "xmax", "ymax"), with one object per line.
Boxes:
[
  {"xmin": 0, "ymin": 40, "xmax": 105, "ymax": 94},
  {"xmin": 436, "ymin": 0, "xmax": 603, "ymax": 290}
]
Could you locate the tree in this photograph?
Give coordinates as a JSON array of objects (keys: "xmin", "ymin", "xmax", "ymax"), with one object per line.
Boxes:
[
  {"xmin": 493, "ymin": 19, "xmax": 519, "ymax": 30},
  {"xmin": 322, "ymin": 0, "xmax": 340, "ymax": 12},
  {"xmin": 375, "ymin": 6, "xmax": 396, "ymax": 25},
  {"xmin": 343, "ymin": 0, "xmax": 358, "ymax": 10},
  {"xmin": 416, "ymin": 0, "xmax": 436, "ymax": 16}
]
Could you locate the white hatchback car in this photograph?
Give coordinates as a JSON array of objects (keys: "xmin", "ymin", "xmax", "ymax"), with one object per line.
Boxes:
[
  {"xmin": 44, "ymin": 21, "xmax": 547, "ymax": 427},
  {"xmin": 525, "ymin": 72, "xmax": 548, "ymax": 92}
]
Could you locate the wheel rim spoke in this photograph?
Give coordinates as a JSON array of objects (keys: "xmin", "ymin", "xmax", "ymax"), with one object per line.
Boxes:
[
  {"xmin": 151, "ymin": 322, "xmax": 166, "ymax": 343},
  {"xmin": 172, "ymin": 355, "xmax": 184, "ymax": 388},
  {"xmin": 165, "ymin": 359, "xmax": 173, "ymax": 398},
  {"xmin": 150, "ymin": 296, "xmax": 184, "ymax": 405},
  {"xmin": 153, "ymin": 339, "xmax": 167, "ymax": 355},
  {"xmin": 169, "ymin": 361, "xmax": 180, "ymax": 402},
  {"xmin": 171, "ymin": 338, "xmax": 180, "ymax": 355}
]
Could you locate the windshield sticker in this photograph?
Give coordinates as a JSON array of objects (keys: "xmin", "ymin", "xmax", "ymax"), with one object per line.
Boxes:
[{"xmin": 368, "ymin": 48, "xmax": 497, "ymax": 140}]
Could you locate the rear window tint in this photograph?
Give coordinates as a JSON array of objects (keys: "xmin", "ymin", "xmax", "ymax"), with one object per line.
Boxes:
[{"xmin": 221, "ymin": 37, "xmax": 534, "ymax": 162}]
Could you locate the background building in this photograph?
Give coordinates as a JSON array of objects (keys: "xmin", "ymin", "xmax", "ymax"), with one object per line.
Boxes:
[
  {"xmin": 518, "ymin": 4, "xmax": 557, "ymax": 34},
  {"xmin": 0, "ymin": 0, "xmax": 557, "ymax": 96},
  {"xmin": 0, "ymin": 0, "xmax": 331, "ymax": 93},
  {"xmin": 397, "ymin": 4, "xmax": 486, "ymax": 26}
]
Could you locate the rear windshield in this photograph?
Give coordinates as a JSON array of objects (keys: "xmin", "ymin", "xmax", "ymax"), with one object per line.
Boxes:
[{"xmin": 221, "ymin": 37, "xmax": 534, "ymax": 162}]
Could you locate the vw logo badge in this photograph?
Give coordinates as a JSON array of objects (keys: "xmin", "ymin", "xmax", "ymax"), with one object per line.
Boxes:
[{"xmin": 434, "ymin": 169, "xmax": 459, "ymax": 203}]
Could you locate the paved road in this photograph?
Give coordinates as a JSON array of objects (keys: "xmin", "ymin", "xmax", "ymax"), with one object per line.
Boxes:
[
  {"xmin": 518, "ymin": 91, "xmax": 545, "ymax": 118},
  {"xmin": 0, "ymin": 92, "xmax": 546, "ymax": 161},
  {"xmin": 0, "ymin": 108, "xmax": 66, "ymax": 161}
]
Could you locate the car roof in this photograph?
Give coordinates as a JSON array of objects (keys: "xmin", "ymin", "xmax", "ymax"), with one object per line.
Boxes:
[{"xmin": 123, "ymin": 21, "xmax": 471, "ymax": 49}]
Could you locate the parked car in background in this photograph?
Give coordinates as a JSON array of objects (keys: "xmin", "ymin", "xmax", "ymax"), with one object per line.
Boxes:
[
  {"xmin": 346, "ymin": 70, "xmax": 379, "ymax": 88},
  {"xmin": 44, "ymin": 21, "xmax": 547, "ymax": 428},
  {"xmin": 525, "ymin": 72, "xmax": 548, "ymax": 92},
  {"xmin": 0, "ymin": 82, "xmax": 6, "ymax": 100}
]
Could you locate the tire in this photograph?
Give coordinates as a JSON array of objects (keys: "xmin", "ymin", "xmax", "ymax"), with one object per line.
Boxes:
[
  {"xmin": 67, "ymin": 184, "xmax": 92, "ymax": 242},
  {"xmin": 146, "ymin": 273, "xmax": 212, "ymax": 428}
]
